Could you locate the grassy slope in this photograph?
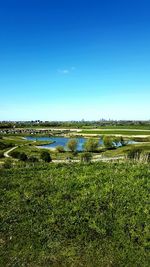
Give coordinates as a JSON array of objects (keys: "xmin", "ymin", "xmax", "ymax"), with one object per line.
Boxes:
[
  {"xmin": 0, "ymin": 162, "xmax": 149, "ymax": 267},
  {"xmin": 102, "ymin": 143, "xmax": 150, "ymax": 157}
]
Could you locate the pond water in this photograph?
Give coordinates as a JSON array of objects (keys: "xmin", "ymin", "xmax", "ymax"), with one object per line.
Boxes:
[
  {"xmin": 26, "ymin": 136, "xmax": 103, "ymax": 151},
  {"xmin": 26, "ymin": 136, "xmax": 137, "ymax": 151}
]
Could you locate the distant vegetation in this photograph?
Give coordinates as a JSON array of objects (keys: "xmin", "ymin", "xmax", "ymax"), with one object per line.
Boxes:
[{"xmin": 0, "ymin": 119, "xmax": 150, "ymax": 129}]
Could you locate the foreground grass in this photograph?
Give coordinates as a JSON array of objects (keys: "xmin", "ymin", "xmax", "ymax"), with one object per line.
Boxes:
[{"xmin": 0, "ymin": 162, "xmax": 149, "ymax": 267}]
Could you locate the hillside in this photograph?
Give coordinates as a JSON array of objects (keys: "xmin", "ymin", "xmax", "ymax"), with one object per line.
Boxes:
[{"xmin": 0, "ymin": 162, "xmax": 149, "ymax": 266}]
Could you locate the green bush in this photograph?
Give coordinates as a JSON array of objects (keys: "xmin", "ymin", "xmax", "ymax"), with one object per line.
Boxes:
[
  {"xmin": 67, "ymin": 138, "xmax": 78, "ymax": 153},
  {"xmin": 27, "ymin": 156, "xmax": 39, "ymax": 163},
  {"xmin": 80, "ymin": 152, "xmax": 92, "ymax": 162},
  {"xmin": 40, "ymin": 151, "xmax": 52, "ymax": 162},
  {"xmin": 103, "ymin": 136, "xmax": 115, "ymax": 148},
  {"xmin": 10, "ymin": 151, "xmax": 21, "ymax": 159},
  {"xmin": 11, "ymin": 151, "xmax": 28, "ymax": 161},
  {"xmin": 83, "ymin": 138, "xmax": 99, "ymax": 152},
  {"xmin": 127, "ymin": 148, "xmax": 142, "ymax": 160}
]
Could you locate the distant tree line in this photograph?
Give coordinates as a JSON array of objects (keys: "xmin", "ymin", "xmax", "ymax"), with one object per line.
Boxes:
[{"xmin": 0, "ymin": 120, "xmax": 150, "ymax": 129}]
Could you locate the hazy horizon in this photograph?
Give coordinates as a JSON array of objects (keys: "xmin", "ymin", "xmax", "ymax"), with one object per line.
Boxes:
[{"xmin": 0, "ymin": 0, "xmax": 150, "ymax": 121}]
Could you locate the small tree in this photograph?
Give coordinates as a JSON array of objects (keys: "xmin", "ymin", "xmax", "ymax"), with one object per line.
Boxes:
[
  {"xmin": 103, "ymin": 136, "xmax": 115, "ymax": 149},
  {"xmin": 84, "ymin": 138, "xmax": 99, "ymax": 152},
  {"xmin": 67, "ymin": 139, "xmax": 78, "ymax": 153},
  {"xmin": 120, "ymin": 136, "xmax": 126, "ymax": 146},
  {"xmin": 41, "ymin": 151, "xmax": 52, "ymax": 162},
  {"xmin": 80, "ymin": 152, "xmax": 92, "ymax": 163}
]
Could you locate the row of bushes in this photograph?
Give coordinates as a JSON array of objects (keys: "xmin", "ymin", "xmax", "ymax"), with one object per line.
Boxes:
[
  {"xmin": 10, "ymin": 149, "xmax": 93, "ymax": 164},
  {"xmin": 56, "ymin": 136, "xmax": 125, "ymax": 154},
  {"xmin": 10, "ymin": 150, "xmax": 52, "ymax": 163}
]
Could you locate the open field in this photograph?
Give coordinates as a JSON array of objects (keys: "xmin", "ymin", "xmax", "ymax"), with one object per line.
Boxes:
[
  {"xmin": 102, "ymin": 142, "xmax": 150, "ymax": 157},
  {"xmin": 0, "ymin": 162, "xmax": 149, "ymax": 267},
  {"xmin": 0, "ymin": 130, "xmax": 150, "ymax": 266},
  {"xmin": 80, "ymin": 129, "xmax": 150, "ymax": 136}
]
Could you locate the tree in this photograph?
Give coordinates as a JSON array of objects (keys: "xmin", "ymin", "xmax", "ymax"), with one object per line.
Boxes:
[
  {"xmin": 120, "ymin": 136, "xmax": 126, "ymax": 146},
  {"xmin": 67, "ymin": 139, "xmax": 78, "ymax": 153},
  {"xmin": 80, "ymin": 152, "xmax": 92, "ymax": 163},
  {"xmin": 103, "ymin": 136, "xmax": 115, "ymax": 149},
  {"xmin": 84, "ymin": 138, "xmax": 99, "ymax": 152},
  {"xmin": 41, "ymin": 151, "xmax": 52, "ymax": 162}
]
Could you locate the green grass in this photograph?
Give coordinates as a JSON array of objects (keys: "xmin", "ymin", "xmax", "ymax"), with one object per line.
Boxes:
[
  {"xmin": 87, "ymin": 125, "xmax": 150, "ymax": 130},
  {"xmin": 102, "ymin": 143, "xmax": 150, "ymax": 157},
  {"xmin": 0, "ymin": 162, "xmax": 149, "ymax": 267},
  {"xmin": 81, "ymin": 130, "xmax": 150, "ymax": 135}
]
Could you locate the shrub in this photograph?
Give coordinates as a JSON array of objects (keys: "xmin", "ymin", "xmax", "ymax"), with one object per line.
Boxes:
[
  {"xmin": 139, "ymin": 152, "xmax": 150, "ymax": 163},
  {"xmin": 19, "ymin": 152, "xmax": 28, "ymax": 161},
  {"xmin": 11, "ymin": 151, "xmax": 28, "ymax": 161},
  {"xmin": 67, "ymin": 139, "xmax": 78, "ymax": 153},
  {"xmin": 103, "ymin": 136, "xmax": 115, "ymax": 149},
  {"xmin": 84, "ymin": 138, "xmax": 99, "ymax": 152},
  {"xmin": 127, "ymin": 148, "xmax": 142, "ymax": 160},
  {"xmin": 10, "ymin": 151, "xmax": 21, "ymax": 159},
  {"xmin": 80, "ymin": 152, "xmax": 92, "ymax": 163},
  {"xmin": 40, "ymin": 151, "xmax": 52, "ymax": 162},
  {"xmin": 28, "ymin": 156, "xmax": 39, "ymax": 163}
]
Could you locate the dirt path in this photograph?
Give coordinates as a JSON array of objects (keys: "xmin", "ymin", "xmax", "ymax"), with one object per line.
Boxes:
[
  {"xmin": 4, "ymin": 146, "xmax": 18, "ymax": 158},
  {"xmin": 52, "ymin": 156, "xmax": 124, "ymax": 164},
  {"xmin": 3, "ymin": 146, "xmax": 124, "ymax": 163}
]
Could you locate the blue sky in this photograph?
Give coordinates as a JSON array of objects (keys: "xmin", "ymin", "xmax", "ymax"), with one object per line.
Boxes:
[{"xmin": 0, "ymin": 0, "xmax": 150, "ymax": 120}]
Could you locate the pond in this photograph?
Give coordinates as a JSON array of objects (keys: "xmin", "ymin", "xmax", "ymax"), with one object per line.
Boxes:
[
  {"xmin": 26, "ymin": 136, "xmax": 103, "ymax": 151},
  {"xmin": 26, "ymin": 136, "xmax": 137, "ymax": 151}
]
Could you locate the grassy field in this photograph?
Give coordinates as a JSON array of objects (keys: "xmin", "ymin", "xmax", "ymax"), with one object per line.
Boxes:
[
  {"xmin": 81, "ymin": 130, "xmax": 150, "ymax": 136},
  {"xmin": 82, "ymin": 125, "xmax": 150, "ymax": 130},
  {"xmin": 0, "ymin": 162, "xmax": 149, "ymax": 267}
]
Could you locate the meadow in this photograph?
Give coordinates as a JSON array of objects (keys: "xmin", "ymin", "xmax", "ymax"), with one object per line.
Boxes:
[{"xmin": 0, "ymin": 161, "xmax": 149, "ymax": 267}]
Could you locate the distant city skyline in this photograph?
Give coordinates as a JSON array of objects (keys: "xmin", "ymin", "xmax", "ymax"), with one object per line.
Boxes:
[{"xmin": 0, "ymin": 0, "xmax": 150, "ymax": 120}]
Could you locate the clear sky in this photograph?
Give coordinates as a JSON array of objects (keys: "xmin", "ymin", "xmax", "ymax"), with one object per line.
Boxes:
[{"xmin": 0, "ymin": 0, "xmax": 150, "ymax": 121}]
